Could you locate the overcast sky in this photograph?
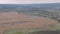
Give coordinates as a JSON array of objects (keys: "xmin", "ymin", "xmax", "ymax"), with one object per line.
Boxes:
[{"xmin": 0, "ymin": 0, "xmax": 60, "ymax": 4}]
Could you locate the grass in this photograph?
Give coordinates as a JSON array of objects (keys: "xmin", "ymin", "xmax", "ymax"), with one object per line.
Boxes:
[
  {"xmin": 44, "ymin": 23, "xmax": 60, "ymax": 30},
  {"xmin": 3, "ymin": 23, "xmax": 60, "ymax": 34},
  {"xmin": 3, "ymin": 29, "xmax": 43, "ymax": 34},
  {"xmin": 3, "ymin": 30, "xmax": 23, "ymax": 34}
]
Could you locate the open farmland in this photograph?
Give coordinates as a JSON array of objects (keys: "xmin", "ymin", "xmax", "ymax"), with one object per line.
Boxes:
[
  {"xmin": 0, "ymin": 12, "xmax": 58, "ymax": 34},
  {"xmin": 0, "ymin": 3, "xmax": 60, "ymax": 34}
]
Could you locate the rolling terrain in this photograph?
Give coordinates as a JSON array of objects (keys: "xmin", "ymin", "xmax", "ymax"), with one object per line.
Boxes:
[
  {"xmin": 0, "ymin": 3, "xmax": 60, "ymax": 34},
  {"xmin": 0, "ymin": 12, "xmax": 58, "ymax": 34}
]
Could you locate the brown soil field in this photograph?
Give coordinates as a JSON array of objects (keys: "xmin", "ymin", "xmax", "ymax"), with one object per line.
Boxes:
[{"xmin": 0, "ymin": 12, "xmax": 58, "ymax": 34}]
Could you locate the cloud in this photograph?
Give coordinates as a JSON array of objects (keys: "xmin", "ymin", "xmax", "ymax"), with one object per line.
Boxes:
[{"xmin": 0, "ymin": 0, "xmax": 60, "ymax": 4}]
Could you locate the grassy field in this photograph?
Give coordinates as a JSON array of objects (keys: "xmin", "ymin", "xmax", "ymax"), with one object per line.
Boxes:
[
  {"xmin": 0, "ymin": 12, "xmax": 58, "ymax": 34},
  {"xmin": 3, "ymin": 23, "xmax": 60, "ymax": 34}
]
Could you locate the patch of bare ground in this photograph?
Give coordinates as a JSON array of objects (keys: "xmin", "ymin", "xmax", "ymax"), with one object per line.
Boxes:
[{"xmin": 0, "ymin": 12, "xmax": 58, "ymax": 34}]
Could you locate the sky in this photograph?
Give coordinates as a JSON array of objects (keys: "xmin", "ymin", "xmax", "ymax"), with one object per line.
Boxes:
[{"xmin": 0, "ymin": 0, "xmax": 60, "ymax": 4}]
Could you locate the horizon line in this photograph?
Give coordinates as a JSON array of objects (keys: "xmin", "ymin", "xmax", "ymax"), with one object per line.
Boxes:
[{"xmin": 0, "ymin": 2, "xmax": 60, "ymax": 4}]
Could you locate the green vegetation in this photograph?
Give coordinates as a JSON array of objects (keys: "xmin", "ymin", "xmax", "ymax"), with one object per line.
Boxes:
[
  {"xmin": 46, "ymin": 24, "xmax": 60, "ymax": 30},
  {"xmin": 3, "ymin": 24, "xmax": 60, "ymax": 34},
  {"xmin": 3, "ymin": 30, "xmax": 23, "ymax": 34}
]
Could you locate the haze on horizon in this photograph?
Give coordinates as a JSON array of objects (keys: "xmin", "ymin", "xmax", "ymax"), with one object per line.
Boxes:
[{"xmin": 0, "ymin": 0, "xmax": 60, "ymax": 4}]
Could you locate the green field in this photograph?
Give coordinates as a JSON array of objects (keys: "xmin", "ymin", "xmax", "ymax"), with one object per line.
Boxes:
[{"xmin": 3, "ymin": 23, "xmax": 60, "ymax": 34}]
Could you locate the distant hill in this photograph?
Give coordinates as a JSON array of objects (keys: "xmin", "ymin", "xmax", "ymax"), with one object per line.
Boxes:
[
  {"xmin": 0, "ymin": 3, "xmax": 60, "ymax": 8},
  {"xmin": 0, "ymin": 3, "xmax": 60, "ymax": 12}
]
